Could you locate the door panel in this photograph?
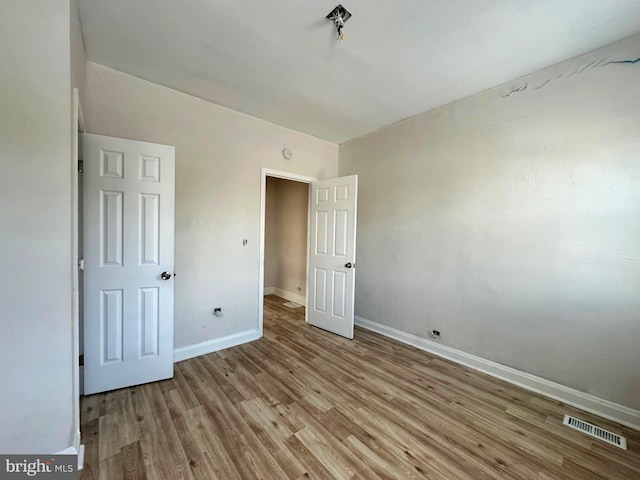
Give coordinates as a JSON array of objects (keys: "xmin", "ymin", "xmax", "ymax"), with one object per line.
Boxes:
[
  {"xmin": 83, "ymin": 133, "xmax": 175, "ymax": 395},
  {"xmin": 101, "ymin": 289, "xmax": 123, "ymax": 363},
  {"xmin": 308, "ymin": 175, "xmax": 357, "ymax": 339}
]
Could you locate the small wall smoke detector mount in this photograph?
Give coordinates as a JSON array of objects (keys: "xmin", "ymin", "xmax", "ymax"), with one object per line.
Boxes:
[
  {"xmin": 282, "ymin": 148, "xmax": 293, "ymax": 160},
  {"xmin": 326, "ymin": 4, "xmax": 352, "ymax": 41}
]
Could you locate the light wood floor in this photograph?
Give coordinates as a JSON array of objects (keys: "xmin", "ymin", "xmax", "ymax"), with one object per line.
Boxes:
[{"xmin": 80, "ymin": 295, "xmax": 640, "ymax": 479}]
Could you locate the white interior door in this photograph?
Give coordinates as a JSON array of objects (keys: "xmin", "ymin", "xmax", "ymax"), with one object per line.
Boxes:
[
  {"xmin": 308, "ymin": 175, "xmax": 358, "ymax": 339},
  {"xmin": 83, "ymin": 133, "xmax": 175, "ymax": 395}
]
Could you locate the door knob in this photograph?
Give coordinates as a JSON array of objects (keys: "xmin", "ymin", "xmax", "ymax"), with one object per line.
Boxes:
[
  {"xmin": 345, "ymin": 262, "xmax": 354, "ymax": 269},
  {"xmin": 161, "ymin": 271, "xmax": 172, "ymax": 280}
]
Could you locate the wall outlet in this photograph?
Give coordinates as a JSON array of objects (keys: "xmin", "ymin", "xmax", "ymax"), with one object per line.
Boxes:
[
  {"xmin": 213, "ymin": 307, "xmax": 224, "ymax": 317},
  {"xmin": 431, "ymin": 330, "xmax": 441, "ymax": 340}
]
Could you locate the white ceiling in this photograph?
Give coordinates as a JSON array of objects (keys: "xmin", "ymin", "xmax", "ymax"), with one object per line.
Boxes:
[{"xmin": 77, "ymin": 1, "xmax": 640, "ymax": 143}]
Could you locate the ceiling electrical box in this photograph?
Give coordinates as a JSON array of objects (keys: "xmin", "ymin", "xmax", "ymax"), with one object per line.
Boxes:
[{"xmin": 326, "ymin": 4, "xmax": 352, "ymax": 40}]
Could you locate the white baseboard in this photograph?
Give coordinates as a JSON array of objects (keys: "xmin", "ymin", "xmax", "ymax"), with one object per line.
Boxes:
[
  {"xmin": 55, "ymin": 440, "xmax": 83, "ymax": 470},
  {"xmin": 355, "ymin": 316, "xmax": 640, "ymax": 431},
  {"xmin": 55, "ymin": 446, "xmax": 77, "ymax": 455},
  {"xmin": 73, "ymin": 430, "xmax": 84, "ymax": 470},
  {"xmin": 266, "ymin": 287, "xmax": 306, "ymax": 306},
  {"xmin": 173, "ymin": 329, "xmax": 260, "ymax": 363},
  {"xmin": 77, "ymin": 444, "xmax": 85, "ymax": 471},
  {"xmin": 73, "ymin": 430, "xmax": 81, "ymax": 453}
]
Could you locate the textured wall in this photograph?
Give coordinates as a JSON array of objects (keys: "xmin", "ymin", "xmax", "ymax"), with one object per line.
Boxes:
[{"xmin": 340, "ymin": 35, "xmax": 640, "ymax": 409}]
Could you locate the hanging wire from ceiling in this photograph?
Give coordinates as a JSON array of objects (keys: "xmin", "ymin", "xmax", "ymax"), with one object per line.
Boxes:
[{"xmin": 326, "ymin": 5, "xmax": 352, "ymax": 41}]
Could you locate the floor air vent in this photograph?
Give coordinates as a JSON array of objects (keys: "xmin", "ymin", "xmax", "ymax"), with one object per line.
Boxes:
[
  {"xmin": 563, "ymin": 415, "xmax": 627, "ymax": 450},
  {"xmin": 284, "ymin": 301, "xmax": 303, "ymax": 309}
]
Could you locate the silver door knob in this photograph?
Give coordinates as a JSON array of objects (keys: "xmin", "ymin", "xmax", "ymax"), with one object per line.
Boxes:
[
  {"xmin": 345, "ymin": 262, "xmax": 354, "ymax": 269},
  {"xmin": 161, "ymin": 271, "xmax": 172, "ymax": 280}
]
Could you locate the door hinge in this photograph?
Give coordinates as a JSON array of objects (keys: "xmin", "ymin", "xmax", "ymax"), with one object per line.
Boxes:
[
  {"xmin": 78, "ymin": 160, "xmax": 83, "ymax": 173},
  {"xmin": 78, "ymin": 258, "xmax": 84, "ymax": 271}
]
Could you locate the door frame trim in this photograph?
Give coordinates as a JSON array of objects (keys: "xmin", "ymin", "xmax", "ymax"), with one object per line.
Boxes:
[
  {"xmin": 71, "ymin": 88, "xmax": 85, "ymax": 453},
  {"xmin": 258, "ymin": 168, "xmax": 316, "ymax": 337}
]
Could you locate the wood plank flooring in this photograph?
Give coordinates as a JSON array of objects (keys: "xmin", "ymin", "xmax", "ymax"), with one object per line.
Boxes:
[{"xmin": 80, "ymin": 295, "xmax": 640, "ymax": 479}]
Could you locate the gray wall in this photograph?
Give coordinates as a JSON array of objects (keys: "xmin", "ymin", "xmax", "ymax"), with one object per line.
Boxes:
[
  {"xmin": 340, "ymin": 35, "xmax": 640, "ymax": 409},
  {"xmin": 84, "ymin": 62, "xmax": 338, "ymax": 348},
  {"xmin": 264, "ymin": 177, "xmax": 279, "ymax": 290},
  {"xmin": 71, "ymin": 0, "xmax": 86, "ymax": 104},
  {"xmin": 0, "ymin": 0, "xmax": 75, "ymax": 452}
]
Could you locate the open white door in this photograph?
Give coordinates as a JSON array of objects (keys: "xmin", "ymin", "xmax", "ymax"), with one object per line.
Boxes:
[
  {"xmin": 308, "ymin": 175, "xmax": 358, "ymax": 339},
  {"xmin": 83, "ymin": 134, "xmax": 175, "ymax": 395}
]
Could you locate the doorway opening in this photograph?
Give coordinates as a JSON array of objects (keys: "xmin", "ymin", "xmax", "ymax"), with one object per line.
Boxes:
[
  {"xmin": 258, "ymin": 169, "xmax": 316, "ymax": 335},
  {"xmin": 264, "ymin": 176, "xmax": 309, "ymax": 310},
  {"xmin": 258, "ymin": 169, "xmax": 358, "ymax": 339}
]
